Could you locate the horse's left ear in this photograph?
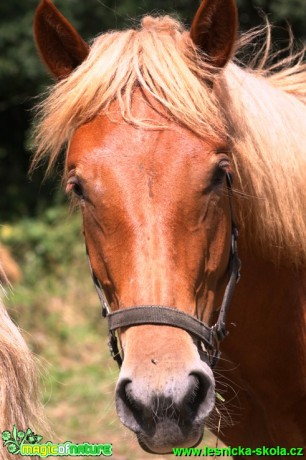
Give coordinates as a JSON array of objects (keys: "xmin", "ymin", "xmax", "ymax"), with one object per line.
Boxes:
[
  {"xmin": 190, "ymin": 0, "xmax": 238, "ymax": 69},
  {"xmin": 34, "ymin": 0, "xmax": 89, "ymax": 79}
]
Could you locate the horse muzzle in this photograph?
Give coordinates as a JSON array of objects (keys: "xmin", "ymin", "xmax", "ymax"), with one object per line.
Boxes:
[{"xmin": 115, "ymin": 355, "xmax": 215, "ymax": 453}]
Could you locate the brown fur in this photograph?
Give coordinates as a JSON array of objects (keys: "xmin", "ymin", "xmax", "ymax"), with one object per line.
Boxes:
[
  {"xmin": 190, "ymin": 0, "xmax": 238, "ymax": 68},
  {"xmin": 34, "ymin": 0, "xmax": 89, "ymax": 78}
]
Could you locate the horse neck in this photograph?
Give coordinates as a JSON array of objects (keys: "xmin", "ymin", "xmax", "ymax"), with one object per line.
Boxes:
[
  {"xmin": 217, "ymin": 237, "xmax": 306, "ymax": 446},
  {"xmin": 224, "ymin": 236, "xmax": 306, "ymax": 381}
]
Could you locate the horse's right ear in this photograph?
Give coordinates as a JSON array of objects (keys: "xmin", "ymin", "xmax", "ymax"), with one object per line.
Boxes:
[{"xmin": 34, "ymin": 0, "xmax": 89, "ymax": 79}]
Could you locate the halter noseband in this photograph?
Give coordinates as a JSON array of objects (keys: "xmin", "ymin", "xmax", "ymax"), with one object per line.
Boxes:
[{"xmin": 86, "ymin": 173, "xmax": 241, "ymax": 368}]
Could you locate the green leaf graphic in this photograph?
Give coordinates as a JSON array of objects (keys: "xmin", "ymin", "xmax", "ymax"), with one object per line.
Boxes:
[
  {"xmin": 2, "ymin": 431, "xmax": 11, "ymax": 442},
  {"xmin": 18, "ymin": 431, "xmax": 25, "ymax": 439},
  {"xmin": 12, "ymin": 425, "xmax": 17, "ymax": 442},
  {"xmin": 4, "ymin": 440, "xmax": 15, "ymax": 447},
  {"xmin": 8, "ymin": 444, "xmax": 18, "ymax": 454},
  {"xmin": 3, "ymin": 427, "xmax": 43, "ymax": 455}
]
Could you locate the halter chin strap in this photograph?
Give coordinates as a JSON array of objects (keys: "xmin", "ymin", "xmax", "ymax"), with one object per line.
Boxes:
[{"xmin": 86, "ymin": 172, "xmax": 241, "ymax": 368}]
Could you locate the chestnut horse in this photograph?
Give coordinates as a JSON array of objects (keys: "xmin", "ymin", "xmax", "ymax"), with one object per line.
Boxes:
[{"xmin": 33, "ymin": 0, "xmax": 306, "ymax": 455}]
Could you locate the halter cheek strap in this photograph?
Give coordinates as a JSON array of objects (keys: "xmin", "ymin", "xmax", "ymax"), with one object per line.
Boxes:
[{"xmin": 86, "ymin": 172, "xmax": 241, "ymax": 368}]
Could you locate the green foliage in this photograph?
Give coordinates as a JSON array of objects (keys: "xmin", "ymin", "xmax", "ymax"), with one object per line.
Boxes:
[
  {"xmin": 1, "ymin": 207, "xmax": 91, "ymax": 356},
  {"xmin": 1, "ymin": 206, "xmax": 83, "ymax": 282}
]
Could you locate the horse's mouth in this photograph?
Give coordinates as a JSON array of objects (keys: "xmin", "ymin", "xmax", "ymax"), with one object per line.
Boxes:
[{"xmin": 136, "ymin": 426, "xmax": 204, "ymax": 454}]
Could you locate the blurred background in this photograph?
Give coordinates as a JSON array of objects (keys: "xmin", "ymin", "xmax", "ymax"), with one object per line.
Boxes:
[{"xmin": 0, "ymin": 1, "xmax": 305, "ymax": 459}]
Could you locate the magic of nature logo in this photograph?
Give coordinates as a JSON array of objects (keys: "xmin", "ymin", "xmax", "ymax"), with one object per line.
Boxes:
[{"xmin": 2, "ymin": 426, "xmax": 112, "ymax": 457}]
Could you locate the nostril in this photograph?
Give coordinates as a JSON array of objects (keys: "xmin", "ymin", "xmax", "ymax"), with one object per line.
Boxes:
[
  {"xmin": 116, "ymin": 378, "xmax": 159, "ymax": 437},
  {"xmin": 117, "ymin": 379, "xmax": 136, "ymax": 409},
  {"xmin": 116, "ymin": 378, "xmax": 131, "ymax": 397},
  {"xmin": 185, "ymin": 372, "xmax": 211, "ymax": 418},
  {"xmin": 116, "ymin": 378, "xmax": 147, "ymax": 433},
  {"xmin": 121, "ymin": 380, "xmax": 142, "ymax": 415}
]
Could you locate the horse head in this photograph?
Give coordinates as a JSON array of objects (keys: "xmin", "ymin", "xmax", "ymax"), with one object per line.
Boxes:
[{"xmin": 33, "ymin": 0, "xmax": 238, "ymax": 453}]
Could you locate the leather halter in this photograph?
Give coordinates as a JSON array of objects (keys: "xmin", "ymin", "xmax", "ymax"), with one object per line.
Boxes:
[{"xmin": 86, "ymin": 173, "xmax": 241, "ymax": 368}]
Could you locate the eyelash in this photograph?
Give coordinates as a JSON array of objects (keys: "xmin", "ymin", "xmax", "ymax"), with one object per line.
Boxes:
[
  {"xmin": 66, "ymin": 177, "xmax": 83, "ymax": 198},
  {"xmin": 218, "ymin": 159, "xmax": 230, "ymax": 170},
  {"xmin": 212, "ymin": 159, "xmax": 232, "ymax": 187}
]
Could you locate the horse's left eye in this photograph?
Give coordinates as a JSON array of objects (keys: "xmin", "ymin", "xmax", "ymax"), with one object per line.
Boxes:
[{"xmin": 66, "ymin": 177, "xmax": 84, "ymax": 198}]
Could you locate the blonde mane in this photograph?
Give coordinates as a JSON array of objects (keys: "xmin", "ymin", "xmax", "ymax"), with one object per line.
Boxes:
[
  {"xmin": 0, "ymin": 294, "xmax": 50, "ymax": 460},
  {"xmin": 33, "ymin": 16, "xmax": 306, "ymax": 264}
]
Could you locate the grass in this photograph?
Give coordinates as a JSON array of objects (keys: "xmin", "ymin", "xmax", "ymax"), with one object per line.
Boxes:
[{"xmin": 1, "ymin": 207, "xmax": 230, "ymax": 459}]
